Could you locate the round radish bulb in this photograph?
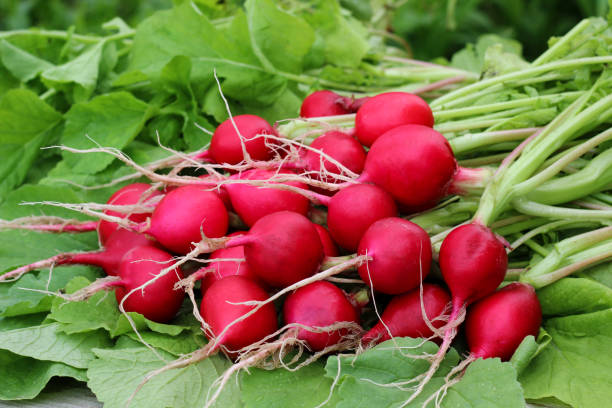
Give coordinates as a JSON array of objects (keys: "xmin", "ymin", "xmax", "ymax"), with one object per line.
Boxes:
[
  {"xmin": 209, "ymin": 114, "xmax": 276, "ymax": 165},
  {"xmin": 225, "ymin": 169, "xmax": 310, "ymax": 227},
  {"xmin": 283, "ymin": 281, "xmax": 360, "ymax": 351},
  {"xmin": 355, "ymin": 92, "xmax": 434, "ymax": 147},
  {"xmin": 313, "ymin": 224, "xmax": 339, "ymax": 257},
  {"xmin": 114, "ymin": 246, "xmax": 185, "ymax": 323},
  {"xmin": 200, "ymin": 276, "xmax": 278, "ymax": 352},
  {"xmin": 362, "ymin": 284, "xmax": 450, "ymax": 346},
  {"xmin": 357, "ymin": 218, "xmax": 432, "ymax": 295},
  {"xmin": 147, "ymin": 185, "xmax": 228, "ymax": 254},
  {"xmin": 327, "ymin": 184, "xmax": 397, "ymax": 252},
  {"xmin": 226, "ymin": 211, "xmax": 324, "ymax": 288},
  {"xmin": 301, "ymin": 131, "xmax": 366, "ymax": 181},
  {"xmin": 98, "ymin": 183, "xmax": 162, "ymax": 244},
  {"xmin": 300, "ymin": 90, "xmax": 352, "ymax": 117},
  {"xmin": 439, "ymin": 223, "xmax": 508, "ymax": 306},
  {"xmin": 466, "ymin": 282, "xmax": 542, "ymax": 361},
  {"xmin": 359, "ymin": 125, "xmax": 457, "ymax": 212}
]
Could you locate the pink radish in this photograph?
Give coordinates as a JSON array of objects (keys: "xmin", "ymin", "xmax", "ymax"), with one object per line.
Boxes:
[
  {"xmin": 354, "ymin": 92, "xmax": 434, "ymax": 147},
  {"xmin": 326, "ymin": 184, "xmax": 397, "ymax": 252},
  {"xmin": 361, "ymin": 284, "xmax": 450, "ymax": 346},
  {"xmin": 195, "ymin": 115, "xmax": 277, "ymax": 165},
  {"xmin": 300, "ymin": 90, "xmax": 353, "ymax": 117},
  {"xmin": 225, "ymin": 211, "xmax": 324, "ymax": 288},
  {"xmin": 224, "ymin": 169, "xmax": 310, "ymax": 227},
  {"xmin": 313, "ymin": 224, "xmax": 339, "ymax": 257},
  {"xmin": 113, "ymin": 245, "xmax": 185, "ymax": 323},
  {"xmin": 357, "ymin": 217, "xmax": 432, "ymax": 295},
  {"xmin": 465, "ymin": 282, "xmax": 541, "ymax": 361},
  {"xmin": 283, "ymin": 281, "xmax": 361, "ymax": 351},
  {"xmin": 0, "ymin": 229, "xmax": 155, "ymax": 282},
  {"xmin": 143, "ymin": 185, "xmax": 228, "ymax": 254},
  {"xmin": 98, "ymin": 183, "xmax": 162, "ymax": 244}
]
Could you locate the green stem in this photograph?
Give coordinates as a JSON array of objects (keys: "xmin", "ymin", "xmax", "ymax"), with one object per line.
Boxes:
[
  {"xmin": 450, "ymin": 128, "xmax": 540, "ymax": 154},
  {"xmin": 524, "ymin": 240, "xmax": 550, "ymax": 257},
  {"xmin": 434, "ymin": 107, "xmax": 532, "ymax": 133},
  {"xmin": 0, "ymin": 29, "xmax": 133, "ymax": 43},
  {"xmin": 509, "ymin": 220, "xmax": 601, "ymax": 251},
  {"xmin": 532, "ymin": 19, "xmax": 594, "ymax": 66},
  {"xmin": 513, "ymin": 199, "xmax": 612, "ymax": 221}
]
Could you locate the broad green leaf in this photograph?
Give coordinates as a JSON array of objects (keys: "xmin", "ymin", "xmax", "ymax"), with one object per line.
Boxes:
[
  {"xmin": 0, "ymin": 323, "xmax": 111, "ymax": 368},
  {"xmin": 578, "ymin": 261, "xmax": 612, "ymax": 289},
  {"xmin": 241, "ymin": 360, "xmax": 340, "ymax": 408},
  {"xmin": 0, "ymin": 349, "xmax": 86, "ymax": 400},
  {"xmin": 509, "ymin": 330, "xmax": 551, "ymax": 376},
  {"xmin": 0, "ymin": 62, "xmax": 19, "ymax": 94},
  {"xmin": 0, "ymin": 40, "xmax": 54, "ymax": 82},
  {"xmin": 0, "ymin": 89, "xmax": 62, "ymax": 198},
  {"xmin": 245, "ymin": 0, "xmax": 315, "ymax": 74},
  {"xmin": 239, "ymin": 87, "xmax": 302, "ymax": 123},
  {"xmin": 60, "ymin": 91, "xmax": 151, "ymax": 174},
  {"xmin": 0, "ymin": 313, "xmax": 47, "ymax": 332},
  {"xmin": 183, "ymin": 113, "xmax": 214, "ymax": 150},
  {"xmin": 125, "ymin": 330, "xmax": 205, "ymax": 356},
  {"xmin": 0, "ymin": 184, "xmax": 91, "ymax": 219},
  {"xmin": 537, "ymin": 277, "xmax": 612, "ymax": 316},
  {"xmin": 520, "ymin": 309, "xmax": 612, "ymax": 408},
  {"xmin": 88, "ymin": 346, "xmax": 241, "ymax": 408}
]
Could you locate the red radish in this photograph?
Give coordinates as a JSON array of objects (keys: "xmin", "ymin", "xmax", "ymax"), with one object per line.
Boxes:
[
  {"xmin": 361, "ymin": 284, "xmax": 450, "ymax": 346},
  {"xmin": 0, "ymin": 229, "xmax": 155, "ymax": 282},
  {"xmin": 300, "ymin": 90, "xmax": 352, "ymax": 117},
  {"xmin": 358, "ymin": 125, "xmax": 457, "ymax": 212},
  {"xmin": 283, "ymin": 281, "xmax": 361, "ymax": 351},
  {"xmin": 357, "ymin": 217, "xmax": 432, "ymax": 295},
  {"xmin": 144, "ymin": 185, "xmax": 228, "ymax": 254},
  {"xmin": 313, "ymin": 224, "xmax": 339, "ymax": 257},
  {"xmin": 354, "ymin": 92, "xmax": 434, "ymax": 147},
  {"xmin": 326, "ymin": 184, "xmax": 397, "ymax": 252},
  {"xmin": 198, "ymin": 232, "xmax": 259, "ymax": 293},
  {"xmin": 98, "ymin": 183, "xmax": 162, "ymax": 244},
  {"xmin": 195, "ymin": 115, "xmax": 276, "ymax": 165},
  {"xmin": 465, "ymin": 282, "xmax": 541, "ymax": 361},
  {"xmin": 224, "ymin": 169, "xmax": 310, "ymax": 227},
  {"xmin": 114, "ymin": 245, "xmax": 185, "ymax": 323},
  {"xmin": 225, "ymin": 211, "xmax": 324, "ymax": 288},
  {"xmin": 201, "ymin": 276, "xmax": 278, "ymax": 352}
]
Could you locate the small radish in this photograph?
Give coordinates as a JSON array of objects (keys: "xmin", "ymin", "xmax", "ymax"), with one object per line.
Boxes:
[
  {"xmin": 0, "ymin": 229, "xmax": 156, "ymax": 282},
  {"xmin": 361, "ymin": 284, "xmax": 450, "ymax": 346},
  {"xmin": 114, "ymin": 245, "xmax": 185, "ymax": 323},
  {"xmin": 300, "ymin": 90, "xmax": 353, "ymax": 117},
  {"xmin": 194, "ymin": 115, "xmax": 277, "ymax": 165},
  {"xmin": 143, "ymin": 185, "xmax": 229, "ymax": 254},
  {"xmin": 224, "ymin": 169, "xmax": 310, "ymax": 227},
  {"xmin": 313, "ymin": 224, "xmax": 339, "ymax": 257},
  {"xmin": 355, "ymin": 92, "xmax": 434, "ymax": 147},
  {"xmin": 357, "ymin": 217, "xmax": 432, "ymax": 295},
  {"xmin": 283, "ymin": 281, "xmax": 361, "ymax": 351},
  {"xmin": 465, "ymin": 282, "xmax": 542, "ymax": 361},
  {"xmin": 224, "ymin": 211, "xmax": 324, "ymax": 288},
  {"xmin": 325, "ymin": 184, "xmax": 397, "ymax": 252},
  {"xmin": 98, "ymin": 183, "xmax": 162, "ymax": 244}
]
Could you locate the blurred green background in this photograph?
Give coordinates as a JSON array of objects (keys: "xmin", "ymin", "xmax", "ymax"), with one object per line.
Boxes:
[{"xmin": 0, "ymin": 0, "xmax": 609, "ymax": 60}]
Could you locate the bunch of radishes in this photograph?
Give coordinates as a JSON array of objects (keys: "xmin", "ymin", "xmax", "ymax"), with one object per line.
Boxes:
[{"xmin": 0, "ymin": 89, "xmax": 543, "ymax": 406}]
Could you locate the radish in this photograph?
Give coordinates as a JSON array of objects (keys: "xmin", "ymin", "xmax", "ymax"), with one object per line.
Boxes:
[
  {"xmin": 224, "ymin": 169, "xmax": 310, "ymax": 227},
  {"xmin": 113, "ymin": 245, "xmax": 185, "ymax": 323},
  {"xmin": 361, "ymin": 284, "xmax": 450, "ymax": 346},
  {"xmin": 98, "ymin": 183, "xmax": 162, "ymax": 244},
  {"xmin": 194, "ymin": 115, "xmax": 276, "ymax": 165},
  {"xmin": 0, "ymin": 229, "xmax": 155, "ymax": 282},
  {"xmin": 356, "ymin": 217, "xmax": 432, "ymax": 295},
  {"xmin": 313, "ymin": 224, "xmax": 339, "ymax": 257},
  {"xmin": 225, "ymin": 211, "xmax": 324, "ymax": 288},
  {"xmin": 283, "ymin": 281, "xmax": 361, "ymax": 352},
  {"xmin": 354, "ymin": 92, "xmax": 434, "ymax": 147},
  {"xmin": 300, "ymin": 90, "xmax": 353, "ymax": 117},
  {"xmin": 143, "ymin": 185, "xmax": 229, "ymax": 254},
  {"xmin": 325, "ymin": 184, "xmax": 398, "ymax": 252}
]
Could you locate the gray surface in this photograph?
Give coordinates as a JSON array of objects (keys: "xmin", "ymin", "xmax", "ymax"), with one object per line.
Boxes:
[{"xmin": 0, "ymin": 380, "xmax": 101, "ymax": 408}]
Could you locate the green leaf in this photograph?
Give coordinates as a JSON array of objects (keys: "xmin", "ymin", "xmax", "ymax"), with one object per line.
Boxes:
[
  {"xmin": 0, "ymin": 62, "xmax": 19, "ymax": 94},
  {"xmin": 520, "ymin": 309, "xmax": 612, "ymax": 408},
  {"xmin": 245, "ymin": 0, "xmax": 315, "ymax": 74},
  {"xmin": 124, "ymin": 330, "xmax": 205, "ymax": 356},
  {"xmin": 0, "ymin": 183, "xmax": 91, "ymax": 219},
  {"xmin": 536, "ymin": 277, "xmax": 612, "ymax": 316},
  {"xmin": 509, "ymin": 331, "xmax": 551, "ymax": 376},
  {"xmin": 0, "ymin": 89, "xmax": 62, "ymax": 198},
  {"xmin": 0, "ymin": 313, "xmax": 47, "ymax": 332},
  {"xmin": 578, "ymin": 261, "xmax": 612, "ymax": 289},
  {"xmin": 88, "ymin": 345, "xmax": 241, "ymax": 408},
  {"xmin": 0, "ymin": 323, "xmax": 111, "ymax": 368},
  {"xmin": 0, "ymin": 40, "xmax": 54, "ymax": 82},
  {"xmin": 60, "ymin": 91, "xmax": 151, "ymax": 174},
  {"xmin": 0, "ymin": 349, "xmax": 86, "ymax": 401},
  {"xmin": 241, "ymin": 360, "xmax": 340, "ymax": 408}
]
